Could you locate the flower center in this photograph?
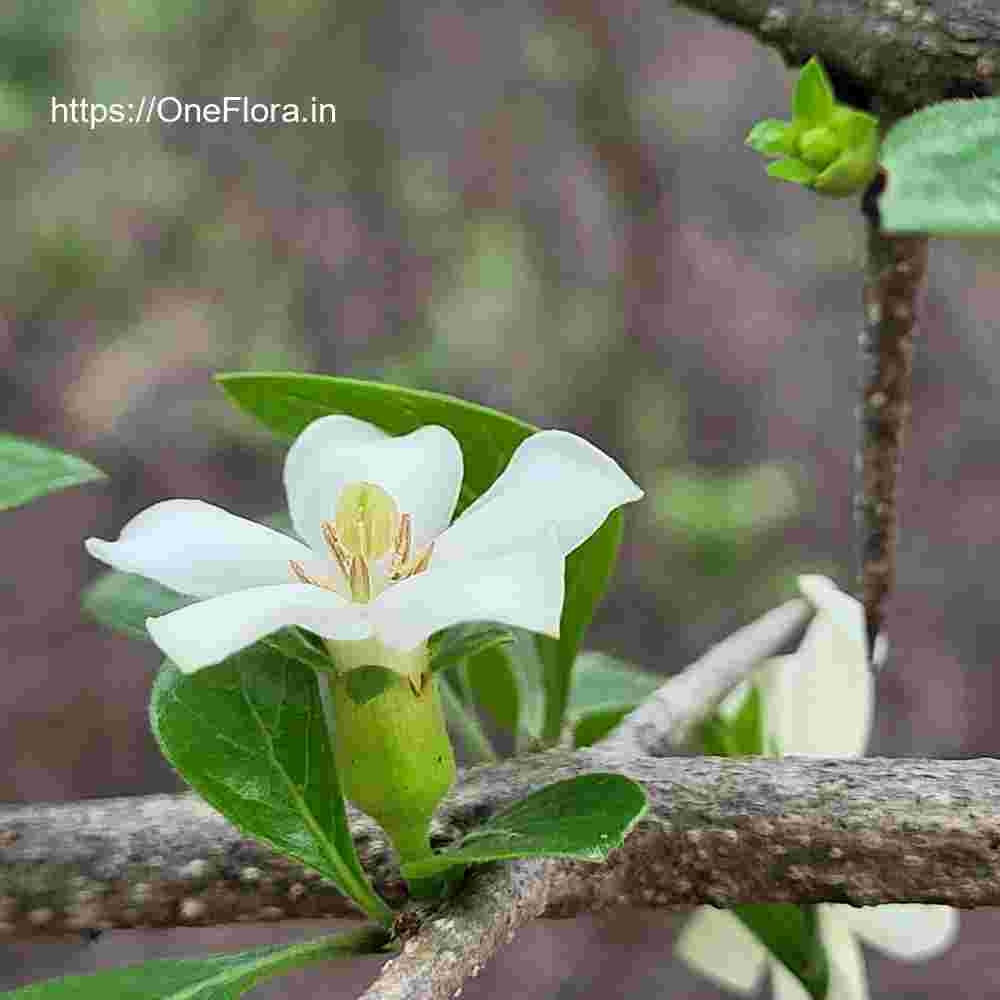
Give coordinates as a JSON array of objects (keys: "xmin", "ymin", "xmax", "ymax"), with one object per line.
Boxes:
[
  {"xmin": 289, "ymin": 480, "xmax": 435, "ymax": 603},
  {"xmin": 334, "ymin": 481, "xmax": 399, "ymax": 560}
]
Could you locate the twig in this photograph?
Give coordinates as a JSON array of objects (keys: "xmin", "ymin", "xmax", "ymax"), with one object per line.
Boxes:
[
  {"xmin": 604, "ymin": 597, "xmax": 812, "ymax": 756},
  {"xmin": 856, "ymin": 174, "xmax": 929, "ymax": 661}
]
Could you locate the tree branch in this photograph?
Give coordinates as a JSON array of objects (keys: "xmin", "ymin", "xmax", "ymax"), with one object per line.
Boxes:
[
  {"xmin": 673, "ymin": 0, "xmax": 999, "ymax": 111},
  {"xmin": 4, "ymin": 755, "xmax": 1000, "ymax": 940}
]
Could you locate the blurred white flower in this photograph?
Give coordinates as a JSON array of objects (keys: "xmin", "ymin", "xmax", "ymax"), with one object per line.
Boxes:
[
  {"xmin": 677, "ymin": 574, "xmax": 958, "ymax": 1000},
  {"xmin": 86, "ymin": 415, "xmax": 642, "ymax": 674}
]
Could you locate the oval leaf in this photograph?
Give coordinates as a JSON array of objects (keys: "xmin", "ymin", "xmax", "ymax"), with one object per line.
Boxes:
[
  {"xmin": 83, "ymin": 570, "xmax": 335, "ymax": 676},
  {"xmin": 215, "ymin": 371, "xmax": 534, "ymax": 513},
  {"xmin": 0, "ymin": 435, "xmax": 105, "ymax": 512},
  {"xmin": 428, "ymin": 621, "xmax": 514, "ymax": 676},
  {"xmin": 82, "ymin": 570, "xmax": 191, "ymax": 641},
  {"xmin": 536, "ymin": 509, "xmax": 624, "ymax": 742},
  {"xmin": 400, "ymin": 773, "xmax": 646, "ymax": 879},
  {"xmin": 149, "ymin": 645, "xmax": 392, "ymax": 924},
  {"xmin": 735, "ymin": 904, "xmax": 830, "ymax": 1000},
  {"xmin": 6, "ymin": 926, "xmax": 391, "ymax": 998},
  {"xmin": 880, "ymin": 98, "xmax": 1000, "ymax": 236},
  {"xmin": 567, "ymin": 650, "xmax": 662, "ymax": 747}
]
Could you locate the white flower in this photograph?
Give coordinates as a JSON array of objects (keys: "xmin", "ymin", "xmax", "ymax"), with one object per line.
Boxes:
[
  {"xmin": 677, "ymin": 574, "xmax": 958, "ymax": 1000},
  {"xmin": 86, "ymin": 415, "xmax": 643, "ymax": 674}
]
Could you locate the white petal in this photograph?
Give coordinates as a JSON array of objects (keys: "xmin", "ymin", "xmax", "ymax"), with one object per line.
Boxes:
[
  {"xmin": 840, "ymin": 904, "xmax": 958, "ymax": 960},
  {"xmin": 369, "ymin": 535, "xmax": 565, "ymax": 654},
  {"xmin": 674, "ymin": 907, "xmax": 767, "ymax": 994},
  {"xmin": 797, "ymin": 575, "xmax": 868, "ymax": 671},
  {"xmin": 433, "ymin": 429, "xmax": 643, "ymax": 565},
  {"xmin": 86, "ymin": 499, "xmax": 319, "ymax": 598},
  {"xmin": 757, "ymin": 577, "xmax": 872, "ymax": 756},
  {"xmin": 770, "ymin": 961, "xmax": 813, "ymax": 1000},
  {"xmin": 283, "ymin": 415, "xmax": 463, "ymax": 554},
  {"xmin": 147, "ymin": 583, "xmax": 370, "ymax": 673},
  {"xmin": 818, "ymin": 907, "xmax": 870, "ymax": 1000}
]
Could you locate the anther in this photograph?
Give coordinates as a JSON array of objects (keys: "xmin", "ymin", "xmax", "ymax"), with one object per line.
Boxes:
[
  {"xmin": 390, "ymin": 513, "xmax": 413, "ymax": 578},
  {"xmin": 349, "ymin": 556, "xmax": 372, "ymax": 603},
  {"xmin": 289, "ymin": 560, "xmax": 313, "ymax": 585},
  {"xmin": 408, "ymin": 542, "xmax": 434, "ymax": 577},
  {"xmin": 321, "ymin": 521, "xmax": 353, "ymax": 580}
]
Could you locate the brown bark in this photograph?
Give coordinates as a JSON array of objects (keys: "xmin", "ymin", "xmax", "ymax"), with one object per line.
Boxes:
[
  {"xmin": 672, "ymin": 0, "xmax": 999, "ymax": 111},
  {"xmin": 856, "ymin": 174, "xmax": 930, "ymax": 659},
  {"xmin": 4, "ymin": 754, "xmax": 999, "ymax": 943}
]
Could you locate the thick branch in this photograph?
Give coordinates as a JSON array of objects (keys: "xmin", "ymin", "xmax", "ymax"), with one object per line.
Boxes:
[
  {"xmin": 4, "ymin": 754, "xmax": 1000, "ymax": 940},
  {"xmin": 674, "ymin": 0, "xmax": 999, "ymax": 111}
]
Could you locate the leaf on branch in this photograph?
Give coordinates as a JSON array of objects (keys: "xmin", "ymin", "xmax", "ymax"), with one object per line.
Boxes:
[
  {"xmin": 735, "ymin": 904, "xmax": 830, "ymax": 1000},
  {"xmin": 879, "ymin": 97, "xmax": 1000, "ymax": 236},
  {"xmin": 149, "ymin": 644, "xmax": 392, "ymax": 924},
  {"xmin": 0, "ymin": 434, "xmax": 105, "ymax": 512},
  {"xmin": 399, "ymin": 773, "xmax": 647, "ymax": 879},
  {"xmin": 565, "ymin": 650, "xmax": 662, "ymax": 747},
  {"xmin": 428, "ymin": 621, "xmax": 515, "ymax": 675},
  {"xmin": 4, "ymin": 925, "xmax": 392, "ymax": 998}
]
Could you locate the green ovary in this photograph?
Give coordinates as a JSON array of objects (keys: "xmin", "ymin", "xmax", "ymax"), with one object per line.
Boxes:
[{"xmin": 327, "ymin": 638, "xmax": 456, "ymax": 863}]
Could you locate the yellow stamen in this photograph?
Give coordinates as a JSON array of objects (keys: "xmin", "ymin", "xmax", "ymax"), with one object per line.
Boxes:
[
  {"xmin": 289, "ymin": 560, "xmax": 341, "ymax": 593},
  {"xmin": 321, "ymin": 521, "xmax": 353, "ymax": 581},
  {"xmin": 349, "ymin": 555, "xmax": 372, "ymax": 603},
  {"xmin": 390, "ymin": 513, "xmax": 413, "ymax": 580},
  {"xmin": 407, "ymin": 541, "xmax": 434, "ymax": 578}
]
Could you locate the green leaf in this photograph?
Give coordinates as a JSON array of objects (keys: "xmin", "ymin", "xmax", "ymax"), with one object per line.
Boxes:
[
  {"xmin": 745, "ymin": 119, "xmax": 795, "ymax": 157},
  {"xmin": 216, "ymin": 372, "xmax": 626, "ymax": 747},
  {"xmin": 567, "ymin": 651, "xmax": 662, "ymax": 715},
  {"xmin": 880, "ymin": 97, "xmax": 1000, "ymax": 236},
  {"xmin": 566, "ymin": 651, "xmax": 662, "ymax": 748},
  {"xmin": 344, "ymin": 664, "xmax": 397, "ymax": 704},
  {"xmin": 428, "ymin": 621, "xmax": 514, "ymax": 675},
  {"xmin": 149, "ymin": 645, "xmax": 392, "ymax": 925},
  {"xmin": 400, "ymin": 773, "xmax": 647, "ymax": 879},
  {"xmin": 572, "ymin": 707, "xmax": 631, "ymax": 748},
  {"xmin": 4, "ymin": 925, "xmax": 391, "ymax": 998},
  {"xmin": 215, "ymin": 372, "xmax": 534, "ymax": 514},
  {"xmin": 438, "ymin": 674, "xmax": 498, "ymax": 763},
  {"xmin": 82, "ymin": 571, "xmax": 335, "ymax": 675},
  {"xmin": 695, "ymin": 683, "xmax": 764, "ymax": 757},
  {"xmin": 792, "ymin": 57, "xmax": 834, "ymax": 126},
  {"xmin": 766, "ymin": 159, "xmax": 819, "ymax": 185},
  {"xmin": 0, "ymin": 434, "xmax": 105, "ymax": 512},
  {"xmin": 536, "ymin": 509, "xmax": 624, "ymax": 744},
  {"xmin": 734, "ymin": 904, "xmax": 829, "ymax": 999},
  {"xmin": 464, "ymin": 643, "xmax": 520, "ymax": 734},
  {"xmin": 82, "ymin": 571, "xmax": 191, "ymax": 641}
]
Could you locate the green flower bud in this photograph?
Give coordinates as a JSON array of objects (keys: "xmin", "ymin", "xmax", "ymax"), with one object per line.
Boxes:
[
  {"xmin": 797, "ymin": 126, "xmax": 839, "ymax": 169},
  {"xmin": 327, "ymin": 637, "xmax": 456, "ymax": 864},
  {"xmin": 746, "ymin": 56, "xmax": 880, "ymax": 198}
]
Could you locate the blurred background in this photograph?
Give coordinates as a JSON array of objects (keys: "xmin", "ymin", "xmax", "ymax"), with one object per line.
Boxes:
[{"xmin": 3, "ymin": 1, "xmax": 1000, "ymax": 996}]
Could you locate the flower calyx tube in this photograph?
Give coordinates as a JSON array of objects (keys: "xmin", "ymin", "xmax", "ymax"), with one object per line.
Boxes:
[{"xmin": 326, "ymin": 635, "xmax": 455, "ymax": 869}]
